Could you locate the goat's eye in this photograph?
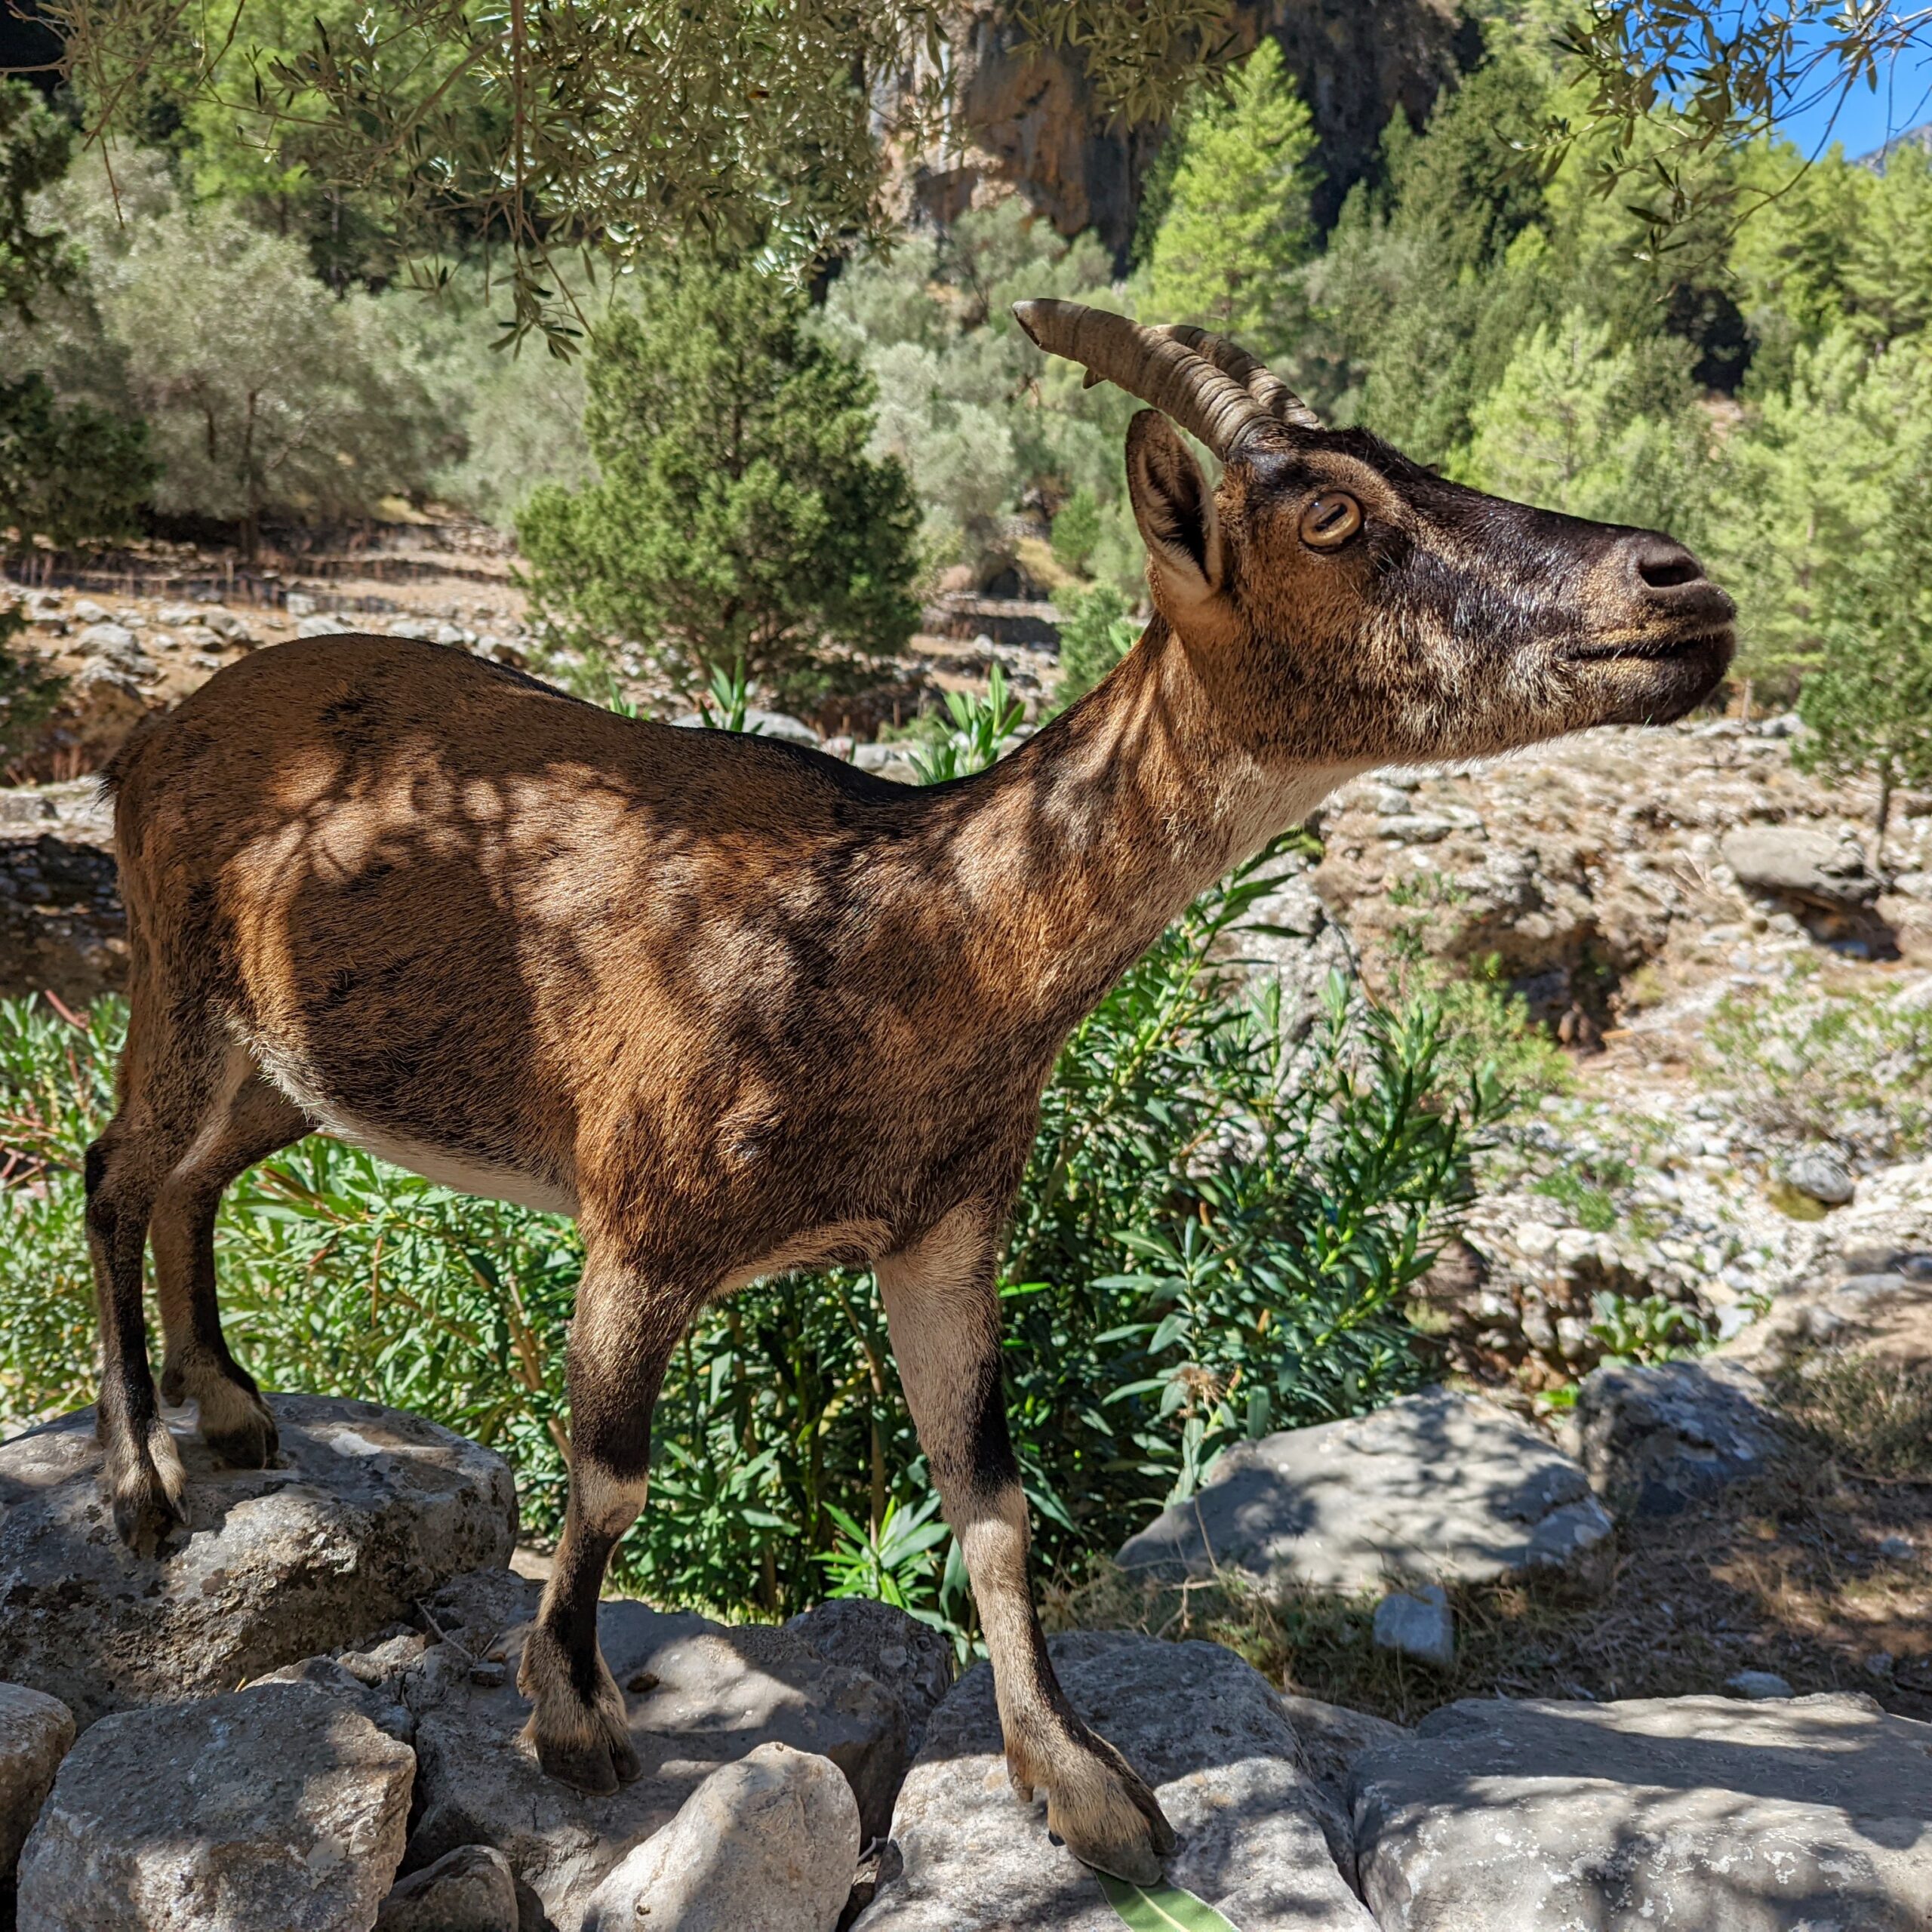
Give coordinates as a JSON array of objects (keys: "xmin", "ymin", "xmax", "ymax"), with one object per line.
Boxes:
[{"xmin": 1299, "ymin": 493, "xmax": 1362, "ymax": 551}]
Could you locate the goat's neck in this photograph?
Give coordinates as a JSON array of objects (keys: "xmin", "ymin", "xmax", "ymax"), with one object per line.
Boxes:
[{"xmin": 947, "ymin": 618, "xmax": 1352, "ymax": 1032}]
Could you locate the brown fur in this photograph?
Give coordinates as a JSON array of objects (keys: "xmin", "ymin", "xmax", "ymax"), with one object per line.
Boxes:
[{"xmin": 84, "ymin": 394, "xmax": 1731, "ymax": 1881}]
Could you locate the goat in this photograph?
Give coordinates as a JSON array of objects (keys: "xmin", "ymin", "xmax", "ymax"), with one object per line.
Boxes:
[{"xmin": 85, "ymin": 300, "xmax": 1732, "ymax": 1882}]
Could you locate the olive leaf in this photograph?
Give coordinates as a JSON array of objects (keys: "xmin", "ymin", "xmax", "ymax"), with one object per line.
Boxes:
[{"xmin": 1097, "ymin": 1873, "xmax": 1245, "ymax": 1932}]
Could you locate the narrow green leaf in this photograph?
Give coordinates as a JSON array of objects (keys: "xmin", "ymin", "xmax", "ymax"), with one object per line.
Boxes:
[{"xmin": 1097, "ymin": 1873, "xmax": 1245, "ymax": 1932}]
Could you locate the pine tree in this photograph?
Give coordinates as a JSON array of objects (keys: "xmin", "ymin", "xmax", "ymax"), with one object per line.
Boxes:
[
  {"xmin": 1797, "ymin": 464, "xmax": 1932, "ymax": 864},
  {"xmin": 1458, "ymin": 309, "xmax": 1709, "ymax": 540},
  {"xmin": 1146, "ymin": 39, "xmax": 1316, "ymax": 355},
  {"xmin": 518, "ymin": 257, "xmax": 921, "ymax": 703}
]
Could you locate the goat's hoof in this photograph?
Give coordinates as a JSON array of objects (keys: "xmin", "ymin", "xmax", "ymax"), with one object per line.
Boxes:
[
  {"xmin": 1031, "ymin": 1734, "xmax": 1175, "ymax": 1884},
  {"xmin": 534, "ymin": 1724, "xmax": 641, "ymax": 1795},
  {"xmin": 108, "ymin": 1449, "xmax": 187, "ymax": 1556},
  {"xmin": 519, "ymin": 1626, "xmax": 641, "ymax": 1795},
  {"xmin": 202, "ymin": 1390, "xmax": 279, "ymax": 1470}
]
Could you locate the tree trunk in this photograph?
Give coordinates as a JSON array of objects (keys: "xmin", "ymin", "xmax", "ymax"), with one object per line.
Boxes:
[{"xmin": 1875, "ymin": 763, "xmax": 1895, "ymax": 873}]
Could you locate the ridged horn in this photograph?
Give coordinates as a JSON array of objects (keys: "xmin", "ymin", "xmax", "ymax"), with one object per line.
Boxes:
[{"xmin": 1011, "ymin": 298, "xmax": 1320, "ymax": 456}]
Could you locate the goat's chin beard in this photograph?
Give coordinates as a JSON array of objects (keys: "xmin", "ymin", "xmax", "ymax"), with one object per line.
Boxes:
[{"xmin": 1583, "ymin": 633, "xmax": 1734, "ymax": 728}]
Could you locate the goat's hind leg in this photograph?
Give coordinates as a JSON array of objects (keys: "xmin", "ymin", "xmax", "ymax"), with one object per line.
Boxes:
[
  {"xmin": 85, "ymin": 1017, "xmax": 242, "ymax": 1551},
  {"xmin": 152, "ymin": 1070, "xmax": 308, "ymax": 1467},
  {"xmin": 519, "ymin": 1247, "xmax": 687, "ymax": 1794},
  {"xmin": 878, "ymin": 1206, "xmax": 1176, "ymax": 1883}
]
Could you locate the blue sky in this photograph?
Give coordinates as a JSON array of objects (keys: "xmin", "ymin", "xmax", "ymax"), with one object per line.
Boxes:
[{"xmin": 1771, "ymin": 20, "xmax": 1932, "ymax": 161}]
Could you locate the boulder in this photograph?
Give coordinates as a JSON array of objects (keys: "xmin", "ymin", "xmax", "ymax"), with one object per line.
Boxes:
[
  {"xmin": 404, "ymin": 1598, "xmax": 908, "ymax": 1932},
  {"xmin": 1576, "ymin": 1358, "xmax": 1783, "ymax": 1519},
  {"xmin": 580, "ymin": 1742, "xmax": 860, "ymax": 1932},
  {"xmin": 15, "ymin": 1681, "xmax": 414, "ymax": 1932},
  {"xmin": 73, "ymin": 621, "xmax": 152, "ymax": 679},
  {"xmin": 1721, "ymin": 823, "xmax": 1884, "ymax": 909},
  {"xmin": 0, "ymin": 1684, "xmax": 74, "ymax": 1879},
  {"xmin": 854, "ymin": 1632, "xmax": 1375, "ymax": 1931},
  {"xmin": 1116, "ymin": 1388, "xmax": 1614, "ymax": 1597},
  {"xmin": 1782, "ymin": 1146, "xmax": 1856, "ymax": 1206},
  {"xmin": 1372, "ymin": 1585, "xmax": 1454, "ymax": 1669},
  {"xmin": 1277, "ymin": 1693, "xmax": 1407, "ymax": 1877},
  {"xmin": 377, "ymin": 1845, "xmax": 521, "ymax": 1932},
  {"xmin": 1355, "ymin": 1691, "xmax": 1932, "ymax": 1931},
  {"xmin": 784, "ymin": 1598, "xmax": 954, "ymax": 1757},
  {"xmin": 0, "ymin": 1395, "xmax": 518, "ymax": 1727}
]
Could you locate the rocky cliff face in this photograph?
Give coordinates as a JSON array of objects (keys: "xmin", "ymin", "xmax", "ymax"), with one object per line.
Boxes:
[{"xmin": 890, "ymin": 0, "xmax": 1474, "ymax": 259}]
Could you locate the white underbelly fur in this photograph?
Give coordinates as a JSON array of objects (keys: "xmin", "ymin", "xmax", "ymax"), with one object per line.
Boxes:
[
  {"xmin": 328, "ymin": 1115, "xmax": 581, "ymax": 1218},
  {"xmin": 245, "ymin": 1032, "xmax": 580, "ymax": 1218}
]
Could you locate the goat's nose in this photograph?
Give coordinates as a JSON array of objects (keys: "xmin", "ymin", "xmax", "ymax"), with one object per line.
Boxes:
[{"xmin": 1620, "ymin": 533, "xmax": 1733, "ymax": 619}]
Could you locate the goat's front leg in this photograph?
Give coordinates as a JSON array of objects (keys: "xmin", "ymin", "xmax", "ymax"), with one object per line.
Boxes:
[
  {"xmin": 519, "ymin": 1247, "xmax": 684, "ymax": 1795},
  {"xmin": 877, "ymin": 1205, "xmax": 1176, "ymax": 1883}
]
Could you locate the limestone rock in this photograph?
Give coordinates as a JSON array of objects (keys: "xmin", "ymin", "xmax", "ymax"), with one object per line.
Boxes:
[
  {"xmin": 250, "ymin": 1655, "xmax": 417, "ymax": 1746},
  {"xmin": 1354, "ymin": 1691, "xmax": 1932, "ymax": 1930},
  {"xmin": 580, "ymin": 1742, "xmax": 860, "ymax": 1932},
  {"xmin": 1372, "ymin": 1585, "xmax": 1454, "ymax": 1669},
  {"xmin": 1116, "ymin": 1388, "xmax": 1614, "ymax": 1597},
  {"xmin": 404, "ymin": 1598, "xmax": 906, "ymax": 1931},
  {"xmin": 785, "ymin": 1597, "xmax": 954, "ymax": 1757},
  {"xmin": 15, "ymin": 1681, "xmax": 414, "ymax": 1932},
  {"xmin": 1722, "ymin": 823, "xmax": 1884, "ymax": 909},
  {"xmin": 1783, "ymin": 1146, "xmax": 1856, "ymax": 1205},
  {"xmin": 1277, "ymin": 1692, "xmax": 1408, "ymax": 1878},
  {"xmin": 854, "ymin": 1632, "xmax": 1374, "ymax": 1931},
  {"xmin": 0, "ymin": 1684, "xmax": 74, "ymax": 1878},
  {"xmin": 0, "ymin": 1395, "xmax": 518, "ymax": 1727},
  {"xmin": 1577, "ymin": 1358, "xmax": 1782, "ymax": 1519},
  {"xmin": 377, "ymin": 1845, "xmax": 520, "ymax": 1932},
  {"xmin": 1727, "ymin": 1670, "xmax": 1795, "ymax": 1700},
  {"xmin": 73, "ymin": 621, "xmax": 152, "ymax": 679}
]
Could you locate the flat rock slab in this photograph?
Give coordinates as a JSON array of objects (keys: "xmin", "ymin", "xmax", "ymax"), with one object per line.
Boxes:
[
  {"xmin": 1355, "ymin": 1691, "xmax": 1932, "ymax": 1930},
  {"xmin": 405, "ymin": 1598, "xmax": 907, "ymax": 1932},
  {"xmin": 854, "ymin": 1632, "xmax": 1374, "ymax": 1932},
  {"xmin": 1116, "ymin": 1388, "xmax": 1613, "ymax": 1596},
  {"xmin": 16, "ymin": 1681, "xmax": 414, "ymax": 1932},
  {"xmin": 0, "ymin": 1395, "xmax": 518, "ymax": 1727},
  {"xmin": 1577, "ymin": 1358, "xmax": 1783, "ymax": 1518}
]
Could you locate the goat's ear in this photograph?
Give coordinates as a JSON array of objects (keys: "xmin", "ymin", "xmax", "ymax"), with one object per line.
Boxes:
[{"xmin": 1126, "ymin": 409, "xmax": 1225, "ymax": 617}]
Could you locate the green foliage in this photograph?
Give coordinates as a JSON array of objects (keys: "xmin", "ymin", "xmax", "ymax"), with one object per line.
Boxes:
[
  {"xmin": 1098, "ymin": 1875, "xmax": 1243, "ymax": 1932},
  {"xmin": 0, "ymin": 78, "xmax": 75, "ymax": 325},
  {"xmin": 1457, "ymin": 308, "xmax": 1710, "ymax": 539},
  {"xmin": 1051, "ymin": 485, "xmax": 1104, "ymax": 576},
  {"xmin": 78, "ymin": 193, "xmax": 450, "ymax": 549},
  {"xmin": 1586, "ymin": 1291, "xmax": 1714, "ymax": 1367},
  {"xmin": 1706, "ymin": 973, "xmax": 1932, "ymax": 1153},
  {"xmin": 908, "ymin": 665, "xmax": 1026, "ymax": 784},
  {"xmin": 54, "ymin": 1, "xmax": 1230, "ymax": 349},
  {"xmin": 1703, "ymin": 333, "xmax": 1932, "ymax": 691},
  {"xmin": 518, "ymin": 259, "xmax": 920, "ymax": 704},
  {"xmin": 1055, "ymin": 585, "xmax": 1140, "ymax": 706},
  {"xmin": 0, "ymin": 849, "xmax": 1487, "ymax": 1632},
  {"xmin": 822, "ymin": 203, "xmax": 1143, "ymax": 597},
  {"xmin": 0, "ymin": 371, "xmax": 155, "ymax": 548},
  {"xmin": 0, "ymin": 601, "xmax": 65, "ymax": 772},
  {"xmin": 1145, "ymin": 38, "xmax": 1316, "ymax": 356},
  {"xmin": 1793, "ymin": 462, "xmax": 1932, "ymax": 850}
]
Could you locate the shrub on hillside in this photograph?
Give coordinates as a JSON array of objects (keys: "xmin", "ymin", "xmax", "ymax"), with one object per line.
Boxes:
[{"xmin": 518, "ymin": 258, "xmax": 921, "ymax": 705}]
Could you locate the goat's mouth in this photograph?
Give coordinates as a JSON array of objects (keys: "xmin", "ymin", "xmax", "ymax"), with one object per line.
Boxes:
[
  {"xmin": 1573, "ymin": 622, "xmax": 1735, "ymax": 725},
  {"xmin": 1567, "ymin": 626, "xmax": 1734, "ymax": 665}
]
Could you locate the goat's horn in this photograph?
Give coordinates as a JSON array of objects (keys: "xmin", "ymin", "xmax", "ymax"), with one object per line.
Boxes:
[{"xmin": 1011, "ymin": 298, "xmax": 1320, "ymax": 456}]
